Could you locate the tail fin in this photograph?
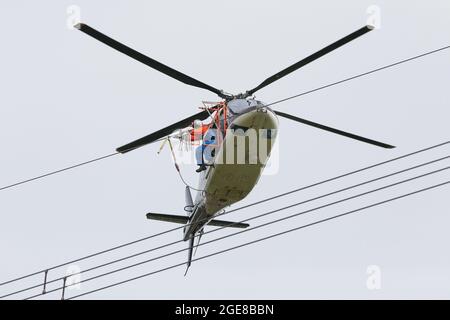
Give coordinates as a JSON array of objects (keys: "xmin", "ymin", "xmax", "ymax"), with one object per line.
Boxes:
[
  {"xmin": 184, "ymin": 236, "xmax": 195, "ymax": 276},
  {"xmin": 146, "ymin": 213, "xmax": 189, "ymax": 225},
  {"xmin": 194, "ymin": 228, "xmax": 204, "ymax": 257}
]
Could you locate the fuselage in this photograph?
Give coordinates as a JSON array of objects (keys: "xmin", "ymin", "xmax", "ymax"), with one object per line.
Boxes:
[{"xmin": 183, "ymin": 98, "xmax": 278, "ymax": 240}]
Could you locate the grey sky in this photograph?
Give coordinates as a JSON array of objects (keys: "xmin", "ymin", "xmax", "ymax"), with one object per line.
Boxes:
[{"xmin": 0, "ymin": 0, "xmax": 449, "ymax": 299}]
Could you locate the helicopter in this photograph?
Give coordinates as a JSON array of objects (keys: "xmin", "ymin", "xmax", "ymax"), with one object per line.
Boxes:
[{"xmin": 75, "ymin": 23, "xmax": 394, "ymax": 274}]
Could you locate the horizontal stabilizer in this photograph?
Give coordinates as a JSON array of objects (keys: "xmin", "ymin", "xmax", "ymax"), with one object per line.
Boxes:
[
  {"xmin": 146, "ymin": 213, "xmax": 250, "ymax": 229},
  {"xmin": 146, "ymin": 213, "xmax": 189, "ymax": 225},
  {"xmin": 206, "ymin": 219, "xmax": 249, "ymax": 229}
]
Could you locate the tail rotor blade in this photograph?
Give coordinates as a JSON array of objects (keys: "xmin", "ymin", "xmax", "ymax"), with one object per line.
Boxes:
[{"xmin": 274, "ymin": 110, "xmax": 395, "ymax": 149}]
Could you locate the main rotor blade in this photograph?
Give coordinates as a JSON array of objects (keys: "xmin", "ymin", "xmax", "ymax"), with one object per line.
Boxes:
[
  {"xmin": 117, "ymin": 110, "xmax": 210, "ymax": 153},
  {"xmin": 75, "ymin": 23, "xmax": 226, "ymax": 98},
  {"xmin": 246, "ymin": 25, "xmax": 374, "ymax": 96},
  {"xmin": 274, "ymin": 110, "xmax": 395, "ymax": 149}
]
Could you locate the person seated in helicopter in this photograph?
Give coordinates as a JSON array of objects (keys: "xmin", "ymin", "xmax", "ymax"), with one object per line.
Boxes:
[
  {"xmin": 195, "ymin": 127, "xmax": 216, "ymax": 173},
  {"xmin": 190, "ymin": 120, "xmax": 208, "ymax": 142}
]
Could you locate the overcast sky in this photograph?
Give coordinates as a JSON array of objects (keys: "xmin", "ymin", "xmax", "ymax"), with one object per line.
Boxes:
[{"xmin": 0, "ymin": 0, "xmax": 449, "ymax": 299}]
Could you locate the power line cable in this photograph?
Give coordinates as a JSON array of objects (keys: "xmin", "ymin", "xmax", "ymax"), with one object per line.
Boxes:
[
  {"xmin": 266, "ymin": 45, "xmax": 450, "ymax": 107},
  {"xmin": 2, "ymin": 155, "xmax": 447, "ymax": 298},
  {"xmin": 1, "ymin": 141, "xmax": 447, "ymax": 288},
  {"xmin": 52, "ymin": 181, "xmax": 450, "ymax": 299},
  {"xmin": 0, "ymin": 152, "xmax": 119, "ymax": 192},
  {"xmin": 22, "ymin": 167, "xmax": 448, "ymax": 300}
]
